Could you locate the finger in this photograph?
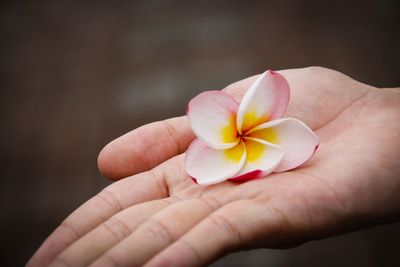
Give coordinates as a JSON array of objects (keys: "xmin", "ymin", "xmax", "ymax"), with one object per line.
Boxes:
[
  {"xmin": 97, "ymin": 76, "xmax": 264, "ymax": 181},
  {"xmin": 27, "ymin": 160, "xmax": 176, "ymax": 267},
  {"xmin": 98, "ymin": 116, "xmax": 195, "ymax": 180},
  {"xmin": 144, "ymin": 199, "xmax": 294, "ymax": 267},
  {"xmin": 89, "ymin": 197, "xmax": 224, "ymax": 267},
  {"xmin": 59, "ymin": 162, "xmax": 239, "ymax": 267},
  {"xmin": 49, "ymin": 198, "xmax": 177, "ymax": 267}
]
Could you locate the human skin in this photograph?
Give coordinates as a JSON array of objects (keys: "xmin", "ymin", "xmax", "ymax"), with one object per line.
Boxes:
[{"xmin": 27, "ymin": 67, "xmax": 400, "ymax": 267}]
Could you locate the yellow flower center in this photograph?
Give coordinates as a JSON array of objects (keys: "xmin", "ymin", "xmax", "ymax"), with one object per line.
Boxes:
[{"xmin": 222, "ymin": 114, "xmax": 279, "ymax": 163}]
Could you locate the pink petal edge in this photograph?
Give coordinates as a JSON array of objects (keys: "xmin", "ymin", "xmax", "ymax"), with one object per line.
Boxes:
[
  {"xmin": 186, "ymin": 90, "xmax": 240, "ymax": 149},
  {"xmin": 186, "ymin": 90, "xmax": 239, "ymax": 115},
  {"xmin": 268, "ymin": 70, "xmax": 291, "ymax": 120},
  {"xmin": 228, "ymin": 170, "xmax": 264, "ymax": 182}
]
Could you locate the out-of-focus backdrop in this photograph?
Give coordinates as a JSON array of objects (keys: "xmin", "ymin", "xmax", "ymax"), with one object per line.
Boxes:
[{"xmin": 1, "ymin": 0, "xmax": 399, "ymax": 266}]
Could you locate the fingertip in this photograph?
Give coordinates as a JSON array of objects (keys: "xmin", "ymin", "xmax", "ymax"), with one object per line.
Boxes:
[
  {"xmin": 97, "ymin": 116, "xmax": 194, "ymax": 181},
  {"xmin": 97, "ymin": 141, "xmax": 123, "ymax": 181}
]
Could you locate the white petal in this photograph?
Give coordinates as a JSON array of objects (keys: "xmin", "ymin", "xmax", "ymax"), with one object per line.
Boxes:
[
  {"xmin": 185, "ymin": 139, "xmax": 246, "ymax": 185},
  {"xmin": 248, "ymin": 118, "xmax": 319, "ymax": 172},
  {"xmin": 236, "ymin": 70, "xmax": 290, "ymax": 134},
  {"xmin": 187, "ymin": 91, "xmax": 239, "ymax": 149}
]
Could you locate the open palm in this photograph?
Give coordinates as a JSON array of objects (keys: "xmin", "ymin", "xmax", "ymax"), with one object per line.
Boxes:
[{"xmin": 28, "ymin": 67, "xmax": 400, "ymax": 267}]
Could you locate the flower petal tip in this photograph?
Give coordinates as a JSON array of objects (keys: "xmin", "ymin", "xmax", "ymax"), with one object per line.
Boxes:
[
  {"xmin": 236, "ymin": 70, "xmax": 290, "ymax": 134},
  {"xmin": 189, "ymin": 176, "xmax": 198, "ymax": 184}
]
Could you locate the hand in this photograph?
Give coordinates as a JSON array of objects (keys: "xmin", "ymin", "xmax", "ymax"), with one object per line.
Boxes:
[{"xmin": 28, "ymin": 67, "xmax": 400, "ymax": 267}]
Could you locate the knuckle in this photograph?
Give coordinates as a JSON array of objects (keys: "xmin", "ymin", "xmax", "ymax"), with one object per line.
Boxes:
[
  {"xmin": 102, "ymin": 217, "xmax": 131, "ymax": 242},
  {"xmin": 149, "ymin": 168, "xmax": 170, "ymax": 197},
  {"xmin": 59, "ymin": 219, "xmax": 80, "ymax": 239},
  {"xmin": 304, "ymin": 66, "xmax": 329, "ymax": 74},
  {"xmin": 97, "ymin": 253, "xmax": 121, "ymax": 267},
  {"xmin": 208, "ymin": 213, "xmax": 242, "ymax": 244},
  {"xmin": 161, "ymin": 119, "xmax": 181, "ymax": 153},
  {"xmin": 177, "ymin": 239, "xmax": 203, "ymax": 265},
  {"xmin": 199, "ymin": 196, "xmax": 222, "ymax": 212},
  {"xmin": 142, "ymin": 218, "xmax": 174, "ymax": 244},
  {"xmin": 304, "ymin": 66, "xmax": 342, "ymax": 80},
  {"xmin": 96, "ymin": 189, "xmax": 123, "ymax": 213},
  {"xmin": 50, "ymin": 257, "xmax": 73, "ymax": 267}
]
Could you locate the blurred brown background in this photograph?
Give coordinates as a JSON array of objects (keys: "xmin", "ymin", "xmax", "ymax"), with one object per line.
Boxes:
[{"xmin": 1, "ymin": 0, "xmax": 399, "ymax": 266}]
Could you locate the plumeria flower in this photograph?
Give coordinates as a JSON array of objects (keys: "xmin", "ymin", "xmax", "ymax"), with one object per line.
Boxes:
[{"xmin": 185, "ymin": 70, "xmax": 319, "ymax": 185}]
